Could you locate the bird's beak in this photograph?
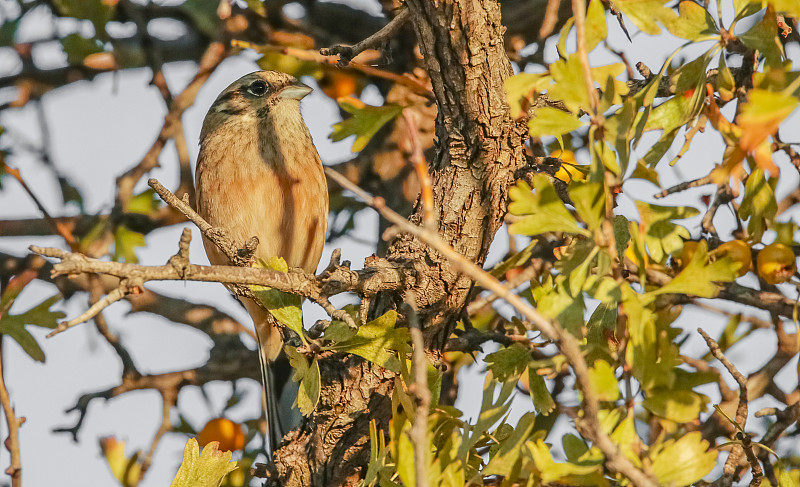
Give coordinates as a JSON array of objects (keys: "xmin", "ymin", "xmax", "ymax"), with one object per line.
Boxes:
[{"xmin": 279, "ymin": 82, "xmax": 313, "ymax": 100}]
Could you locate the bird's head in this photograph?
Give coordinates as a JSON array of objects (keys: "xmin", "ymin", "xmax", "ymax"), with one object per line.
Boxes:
[{"xmin": 200, "ymin": 71, "xmax": 312, "ymax": 140}]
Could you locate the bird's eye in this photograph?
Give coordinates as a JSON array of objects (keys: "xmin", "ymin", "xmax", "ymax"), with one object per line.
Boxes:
[{"xmin": 248, "ymin": 80, "xmax": 268, "ymax": 96}]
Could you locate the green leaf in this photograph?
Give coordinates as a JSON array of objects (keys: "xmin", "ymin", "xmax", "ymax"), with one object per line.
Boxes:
[
  {"xmin": 642, "ymin": 389, "xmax": 709, "ymax": 423},
  {"xmin": 548, "ymin": 55, "xmax": 592, "ymax": 114},
  {"xmin": 649, "ymin": 240, "xmax": 737, "ymax": 299},
  {"xmin": 584, "ymin": 0, "xmax": 607, "ymax": 52},
  {"xmin": 508, "ymin": 176, "xmax": 587, "ymax": 236},
  {"xmin": 285, "ymin": 346, "xmax": 321, "ymax": 416},
  {"xmin": 170, "ymin": 438, "xmax": 237, "ymax": 487},
  {"xmin": 664, "ymin": 1, "xmax": 719, "ymax": 40},
  {"xmin": 60, "ymin": 33, "xmax": 104, "ymax": 65},
  {"xmin": 740, "ymin": 5, "xmax": 784, "ymax": 68},
  {"xmin": 569, "ymin": 181, "xmax": 605, "ymax": 231},
  {"xmin": 716, "ymin": 53, "xmax": 736, "ymax": 102},
  {"xmin": 0, "ymin": 294, "xmax": 64, "ymax": 362},
  {"xmin": 113, "ymin": 225, "xmax": 145, "ymax": 264},
  {"xmin": 178, "ymin": 0, "xmax": 221, "ymax": 38},
  {"xmin": 52, "ymin": 0, "xmax": 115, "ymax": 33},
  {"xmin": 250, "ymin": 257, "xmax": 305, "ymax": 341},
  {"xmin": 770, "ymin": 0, "xmax": 800, "ymax": 17},
  {"xmin": 613, "ymin": 0, "xmax": 677, "ymax": 35},
  {"xmin": 528, "ymin": 107, "xmax": 586, "ymax": 138},
  {"xmin": 531, "ymin": 279, "xmax": 586, "ymax": 334},
  {"xmin": 329, "ymin": 97, "xmax": 403, "ymax": 152},
  {"xmin": 128, "ymin": 189, "xmax": 159, "ymax": 215},
  {"xmin": 527, "ymin": 439, "xmax": 605, "ymax": 484},
  {"xmin": 649, "ymin": 432, "xmax": 716, "ymax": 486},
  {"xmin": 740, "ymin": 168, "xmax": 778, "ymax": 242},
  {"xmin": 636, "ymin": 201, "xmax": 698, "ymax": 263},
  {"xmin": 588, "ymin": 360, "xmax": 620, "ymax": 401},
  {"xmin": 505, "ymin": 73, "xmax": 551, "ymax": 118},
  {"xmin": 483, "ymin": 412, "xmax": 536, "ymax": 476},
  {"xmin": 527, "ymin": 367, "xmax": 556, "ymax": 414},
  {"xmin": 322, "ymin": 310, "xmax": 409, "ymax": 373},
  {"xmin": 0, "ymin": 19, "xmax": 19, "ymax": 47},
  {"xmin": 458, "ymin": 377, "xmax": 516, "ymax": 459},
  {"xmin": 485, "ymin": 344, "xmax": 530, "ymax": 382}
]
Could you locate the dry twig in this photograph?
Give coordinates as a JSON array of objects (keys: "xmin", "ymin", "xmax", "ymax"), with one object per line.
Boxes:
[
  {"xmin": 320, "ymin": 7, "xmax": 410, "ymax": 66},
  {"xmin": 699, "ymin": 328, "xmax": 762, "ymax": 487}
]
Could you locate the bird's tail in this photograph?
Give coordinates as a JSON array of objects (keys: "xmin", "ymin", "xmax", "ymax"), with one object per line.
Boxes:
[{"xmin": 254, "ymin": 329, "xmax": 285, "ymax": 456}]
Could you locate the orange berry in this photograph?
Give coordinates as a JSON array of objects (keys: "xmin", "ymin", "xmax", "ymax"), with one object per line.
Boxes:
[
  {"xmin": 757, "ymin": 243, "xmax": 797, "ymax": 285},
  {"xmin": 196, "ymin": 417, "xmax": 245, "ymax": 452},
  {"xmin": 712, "ymin": 240, "xmax": 752, "ymax": 277}
]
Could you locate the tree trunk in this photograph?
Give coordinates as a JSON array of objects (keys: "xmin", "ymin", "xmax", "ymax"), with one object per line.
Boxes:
[{"xmin": 272, "ymin": 1, "xmax": 528, "ymax": 484}]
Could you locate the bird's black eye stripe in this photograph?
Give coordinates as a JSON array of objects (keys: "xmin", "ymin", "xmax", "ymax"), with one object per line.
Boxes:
[{"xmin": 247, "ymin": 79, "xmax": 268, "ymax": 96}]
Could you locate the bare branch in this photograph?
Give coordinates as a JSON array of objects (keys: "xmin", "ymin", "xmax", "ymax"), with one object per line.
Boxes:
[
  {"xmin": 0, "ymin": 342, "xmax": 21, "ymax": 487},
  {"xmin": 699, "ymin": 328, "xmax": 762, "ymax": 487},
  {"xmin": 320, "ymin": 7, "xmax": 410, "ymax": 66}
]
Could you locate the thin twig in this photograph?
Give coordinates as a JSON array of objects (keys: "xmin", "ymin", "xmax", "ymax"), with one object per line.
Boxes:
[
  {"xmin": 699, "ymin": 328, "xmax": 762, "ymax": 487},
  {"xmin": 116, "ymin": 42, "xmax": 227, "ymax": 207},
  {"xmin": 139, "ymin": 390, "xmax": 177, "ymax": 480},
  {"xmin": 325, "ymin": 167, "xmax": 659, "ymax": 487},
  {"xmin": 320, "ymin": 7, "xmax": 410, "ymax": 66},
  {"xmin": 403, "ymin": 109, "xmax": 435, "ymax": 230},
  {"xmin": 404, "ymin": 297, "xmax": 430, "ymax": 487},
  {"xmin": 654, "ymin": 174, "xmax": 715, "ymax": 199},
  {"xmin": 0, "ymin": 340, "xmax": 21, "ymax": 487},
  {"xmin": 2, "ymin": 163, "xmax": 78, "ymax": 250},
  {"xmin": 539, "ymin": 0, "xmax": 562, "ymax": 39},
  {"xmin": 46, "ymin": 280, "xmax": 142, "ymax": 338}
]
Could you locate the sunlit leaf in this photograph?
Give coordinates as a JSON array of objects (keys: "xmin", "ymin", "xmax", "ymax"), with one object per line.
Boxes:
[
  {"xmin": 527, "ymin": 367, "xmax": 556, "ymax": 414},
  {"xmin": 485, "ymin": 344, "xmax": 530, "ymax": 382},
  {"xmin": 588, "ymin": 360, "xmax": 620, "ymax": 402},
  {"xmin": 649, "ymin": 432, "xmax": 716, "ymax": 486},
  {"xmin": 170, "ymin": 438, "xmax": 238, "ymax": 487},
  {"xmin": 505, "ymin": 73, "xmax": 551, "ymax": 118},
  {"xmin": 250, "ymin": 257, "xmax": 305, "ymax": 341},
  {"xmin": 528, "ymin": 107, "xmax": 586, "ymax": 138},
  {"xmin": 642, "ymin": 389, "xmax": 709, "ymax": 423},
  {"xmin": 613, "ymin": 0, "xmax": 677, "ymax": 35},
  {"xmin": 113, "ymin": 225, "xmax": 145, "ymax": 264},
  {"xmin": 584, "ymin": 0, "xmax": 608, "ymax": 52},
  {"xmin": 527, "ymin": 439, "xmax": 606, "ymax": 484},
  {"xmin": 740, "ymin": 168, "xmax": 778, "ymax": 241},
  {"xmin": 508, "ymin": 176, "xmax": 587, "ymax": 236},
  {"xmin": 664, "ymin": 1, "xmax": 719, "ymax": 40},
  {"xmin": 285, "ymin": 346, "xmax": 321, "ymax": 415},
  {"xmin": 323, "ymin": 310, "xmax": 410, "ymax": 373},
  {"xmin": 329, "ymin": 97, "xmax": 403, "ymax": 152},
  {"xmin": 100, "ymin": 436, "xmax": 141, "ymax": 487},
  {"xmin": 648, "ymin": 241, "xmax": 736, "ymax": 299},
  {"xmin": 483, "ymin": 413, "xmax": 536, "ymax": 476}
]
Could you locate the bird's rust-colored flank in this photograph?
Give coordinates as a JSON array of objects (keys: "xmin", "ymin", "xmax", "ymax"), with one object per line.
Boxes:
[{"xmin": 195, "ymin": 71, "xmax": 328, "ymax": 448}]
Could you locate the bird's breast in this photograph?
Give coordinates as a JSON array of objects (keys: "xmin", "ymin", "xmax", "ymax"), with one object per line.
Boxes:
[{"xmin": 196, "ymin": 126, "xmax": 328, "ymax": 273}]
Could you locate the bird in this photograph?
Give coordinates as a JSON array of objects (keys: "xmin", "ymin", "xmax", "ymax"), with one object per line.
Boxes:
[{"xmin": 195, "ymin": 71, "xmax": 328, "ymax": 453}]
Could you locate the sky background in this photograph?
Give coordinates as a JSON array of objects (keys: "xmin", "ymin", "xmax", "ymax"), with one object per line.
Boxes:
[{"xmin": 0, "ymin": 0, "xmax": 798, "ymax": 485}]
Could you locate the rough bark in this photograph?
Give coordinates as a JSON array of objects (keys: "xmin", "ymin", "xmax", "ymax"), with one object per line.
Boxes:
[
  {"xmin": 272, "ymin": 0, "xmax": 528, "ymax": 484},
  {"xmin": 389, "ymin": 0, "xmax": 529, "ymax": 348}
]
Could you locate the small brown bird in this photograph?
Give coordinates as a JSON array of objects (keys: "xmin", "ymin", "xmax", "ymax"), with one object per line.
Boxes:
[{"xmin": 195, "ymin": 71, "xmax": 328, "ymax": 452}]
